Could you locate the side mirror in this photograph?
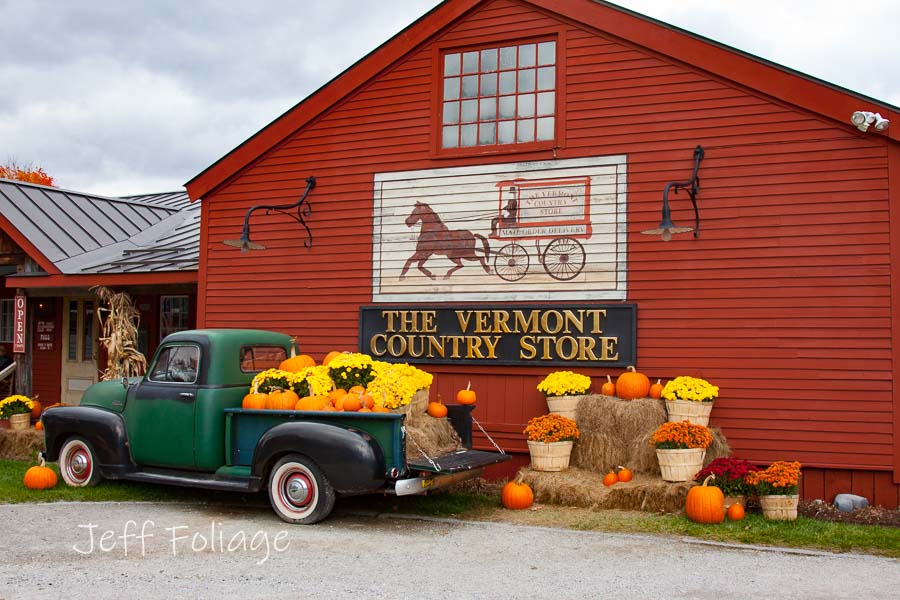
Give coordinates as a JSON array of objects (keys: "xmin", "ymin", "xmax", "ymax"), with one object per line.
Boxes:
[{"xmin": 122, "ymin": 377, "xmax": 129, "ymax": 389}]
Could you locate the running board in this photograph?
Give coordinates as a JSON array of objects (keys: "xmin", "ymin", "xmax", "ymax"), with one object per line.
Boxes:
[{"xmin": 125, "ymin": 469, "xmax": 255, "ymax": 492}]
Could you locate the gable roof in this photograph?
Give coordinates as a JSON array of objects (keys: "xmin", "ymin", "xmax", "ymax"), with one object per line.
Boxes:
[
  {"xmin": 184, "ymin": 0, "xmax": 898, "ymax": 201},
  {"xmin": 0, "ymin": 179, "xmax": 199, "ymax": 279}
]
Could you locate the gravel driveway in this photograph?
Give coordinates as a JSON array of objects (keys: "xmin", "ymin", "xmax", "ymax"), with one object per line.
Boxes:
[{"xmin": 1, "ymin": 501, "xmax": 898, "ymax": 599}]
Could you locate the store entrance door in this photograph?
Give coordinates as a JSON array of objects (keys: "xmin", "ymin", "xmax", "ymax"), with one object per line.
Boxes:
[{"xmin": 60, "ymin": 297, "xmax": 99, "ymax": 405}]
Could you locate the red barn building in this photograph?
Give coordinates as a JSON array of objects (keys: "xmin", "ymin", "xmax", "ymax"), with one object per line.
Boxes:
[{"xmin": 185, "ymin": 0, "xmax": 900, "ymax": 507}]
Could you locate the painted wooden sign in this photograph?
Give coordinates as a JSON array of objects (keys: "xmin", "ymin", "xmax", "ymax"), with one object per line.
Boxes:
[
  {"xmin": 13, "ymin": 295, "xmax": 26, "ymax": 353},
  {"xmin": 372, "ymin": 156, "xmax": 627, "ymax": 302}
]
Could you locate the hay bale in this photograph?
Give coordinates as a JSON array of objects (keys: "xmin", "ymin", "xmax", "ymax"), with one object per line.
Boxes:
[
  {"xmin": 705, "ymin": 428, "xmax": 731, "ymax": 465},
  {"xmin": 628, "ymin": 431, "xmax": 661, "ymax": 475},
  {"xmin": 571, "ymin": 395, "xmax": 666, "ymax": 473},
  {"xmin": 0, "ymin": 429, "xmax": 45, "ymax": 461},
  {"xmin": 519, "ymin": 467, "xmax": 692, "ymax": 514},
  {"xmin": 404, "ymin": 414, "xmax": 462, "ymax": 462}
]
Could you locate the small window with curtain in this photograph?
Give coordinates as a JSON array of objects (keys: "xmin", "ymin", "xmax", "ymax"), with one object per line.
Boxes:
[
  {"xmin": 440, "ymin": 38, "xmax": 557, "ymax": 151},
  {"xmin": 160, "ymin": 295, "xmax": 190, "ymax": 339}
]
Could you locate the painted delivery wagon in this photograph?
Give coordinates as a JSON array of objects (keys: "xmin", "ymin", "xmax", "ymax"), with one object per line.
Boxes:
[{"xmin": 489, "ymin": 176, "xmax": 593, "ymax": 282}]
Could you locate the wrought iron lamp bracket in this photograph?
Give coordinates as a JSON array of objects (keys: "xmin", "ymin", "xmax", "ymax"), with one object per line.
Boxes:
[
  {"xmin": 665, "ymin": 145, "xmax": 704, "ymax": 238},
  {"xmin": 224, "ymin": 176, "xmax": 316, "ymax": 251}
]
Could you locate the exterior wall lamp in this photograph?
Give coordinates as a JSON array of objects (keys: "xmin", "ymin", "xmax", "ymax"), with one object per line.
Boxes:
[
  {"xmin": 850, "ymin": 111, "xmax": 890, "ymax": 132},
  {"xmin": 641, "ymin": 145, "xmax": 704, "ymax": 241},
  {"xmin": 223, "ymin": 176, "xmax": 316, "ymax": 252}
]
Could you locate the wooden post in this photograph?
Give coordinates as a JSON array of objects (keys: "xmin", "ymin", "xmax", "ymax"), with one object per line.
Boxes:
[{"xmin": 13, "ymin": 288, "xmax": 32, "ymax": 397}]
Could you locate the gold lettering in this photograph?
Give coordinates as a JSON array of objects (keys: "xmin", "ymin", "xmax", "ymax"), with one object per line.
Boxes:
[
  {"xmin": 519, "ymin": 336, "xmax": 537, "ymax": 359},
  {"xmin": 555, "ymin": 336, "xmax": 579, "ymax": 360},
  {"xmin": 381, "ymin": 311, "xmax": 399, "ymax": 332},
  {"xmin": 536, "ymin": 336, "xmax": 554, "ymax": 360},
  {"xmin": 387, "ymin": 335, "xmax": 407, "ymax": 356},
  {"xmin": 578, "ymin": 337, "xmax": 600, "ymax": 360},
  {"xmin": 540, "ymin": 311, "xmax": 563, "ymax": 334},
  {"xmin": 562, "ymin": 310, "xmax": 584, "ymax": 334},
  {"xmin": 421, "ymin": 311, "xmax": 437, "ymax": 333},
  {"xmin": 399, "ymin": 311, "xmax": 416, "ymax": 332},
  {"xmin": 585, "ymin": 309, "xmax": 606, "ymax": 334},
  {"xmin": 370, "ymin": 334, "xmax": 388, "ymax": 356},
  {"xmin": 474, "ymin": 311, "xmax": 490, "ymax": 333},
  {"xmin": 455, "ymin": 311, "xmax": 473, "ymax": 333},
  {"xmin": 601, "ymin": 337, "xmax": 619, "ymax": 361},
  {"xmin": 492, "ymin": 310, "xmax": 512, "ymax": 333},
  {"xmin": 407, "ymin": 336, "xmax": 425, "ymax": 358},
  {"xmin": 482, "ymin": 336, "xmax": 501, "ymax": 358},
  {"xmin": 513, "ymin": 310, "xmax": 539, "ymax": 333},
  {"xmin": 427, "ymin": 336, "xmax": 445, "ymax": 358},
  {"xmin": 446, "ymin": 335, "xmax": 464, "ymax": 358},
  {"xmin": 466, "ymin": 336, "xmax": 484, "ymax": 359}
]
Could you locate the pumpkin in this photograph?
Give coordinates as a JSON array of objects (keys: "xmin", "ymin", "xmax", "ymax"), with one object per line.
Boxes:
[
  {"xmin": 685, "ymin": 474, "xmax": 725, "ymax": 524},
  {"xmin": 600, "ymin": 375, "xmax": 616, "ymax": 396},
  {"xmin": 328, "ymin": 388, "xmax": 347, "ymax": 402},
  {"xmin": 501, "ymin": 473, "xmax": 534, "ymax": 510},
  {"xmin": 343, "ymin": 393, "xmax": 363, "ymax": 412},
  {"xmin": 358, "ymin": 407, "xmax": 372, "ymax": 413},
  {"xmin": 457, "ymin": 381, "xmax": 476, "ymax": 405},
  {"xmin": 427, "ymin": 400, "xmax": 448, "ymax": 418},
  {"xmin": 348, "ymin": 385, "xmax": 367, "ymax": 395},
  {"xmin": 615, "ymin": 466, "xmax": 633, "ymax": 483},
  {"xmin": 727, "ymin": 503, "xmax": 746, "ymax": 521},
  {"xmin": 649, "ymin": 379, "xmax": 664, "ymax": 399},
  {"xmin": 323, "ymin": 351, "xmax": 342, "ymax": 366},
  {"xmin": 296, "ymin": 395, "xmax": 329, "ymax": 411},
  {"xmin": 372, "ymin": 405, "xmax": 391, "ymax": 413},
  {"xmin": 35, "ymin": 420, "xmax": 44, "ymax": 431},
  {"xmin": 31, "ymin": 400, "xmax": 43, "ymax": 419},
  {"xmin": 242, "ymin": 389, "xmax": 268, "ymax": 409},
  {"xmin": 359, "ymin": 393, "xmax": 375, "ymax": 409},
  {"xmin": 615, "ymin": 366, "xmax": 651, "ymax": 400},
  {"xmin": 266, "ymin": 389, "xmax": 300, "ymax": 410},
  {"xmin": 23, "ymin": 456, "xmax": 57, "ymax": 490},
  {"xmin": 279, "ymin": 354, "xmax": 316, "ymax": 373},
  {"xmin": 602, "ymin": 471, "xmax": 618, "ymax": 487}
]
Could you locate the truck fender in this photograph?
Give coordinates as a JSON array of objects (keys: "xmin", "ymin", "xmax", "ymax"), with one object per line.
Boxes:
[
  {"xmin": 41, "ymin": 406, "xmax": 134, "ymax": 478},
  {"xmin": 252, "ymin": 421, "xmax": 386, "ymax": 494}
]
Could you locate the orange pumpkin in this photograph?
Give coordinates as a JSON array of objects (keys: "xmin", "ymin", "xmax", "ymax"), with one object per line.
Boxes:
[
  {"xmin": 649, "ymin": 379, "xmax": 664, "ymax": 400},
  {"xmin": 266, "ymin": 389, "xmax": 300, "ymax": 410},
  {"xmin": 457, "ymin": 381, "xmax": 476, "ymax": 405},
  {"xmin": 427, "ymin": 401, "xmax": 448, "ymax": 418},
  {"xmin": 30, "ymin": 400, "xmax": 43, "ymax": 419},
  {"xmin": 35, "ymin": 420, "xmax": 44, "ymax": 431},
  {"xmin": 343, "ymin": 393, "xmax": 363, "ymax": 412},
  {"xmin": 322, "ymin": 351, "xmax": 340, "ymax": 366},
  {"xmin": 727, "ymin": 503, "xmax": 746, "ymax": 521},
  {"xmin": 600, "ymin": 375, "xmax": 616, "ymax": 396},
  {"xmin": 348, "ymin": 385, "xmax": 367, "ymax": 395},
  {"xmin": 296, "ymin": 395, "xmax": 329, "ymax": 411},
  {"xmin": 23, "ymin": 457, "xmax": 57, "ymax": 490},
  {"xmin": 242, "ymin": 391, "xmax": 268, "ymax": 410},
  {"xmin": 602, "ymin": 472, "xmax": 618, "ymax": 487},
  {"xmin": 616, "ymin": 466, "xmax": 633, "ymax": 483},
  {"xmin": 372, "ymin": 405, "xmax": 391, "ymax": 413},
  {"xmin": 359, "ymin": 393, "xmax": 375, "ymax": 409},
  {"xmin": 358, "ymin": 407, "xmax": 373, "ymax": 413},
  {"xmin": 328, "ymin": 388, "xmax": 347, "ymax": 402},
  {"xmin": 685, "ymin": 474, "xmax": 725, "ymax": 524},
  {"xmin": 279, "ymin": 354, "xmax": 316, "ymax": 373},
  {"xmin": 501, "ymin": 473, "xmax": 534, "ymax": 510},
  {"xmin": 615, "ymin": 366, "xmax": 651, "ymax": 400}
]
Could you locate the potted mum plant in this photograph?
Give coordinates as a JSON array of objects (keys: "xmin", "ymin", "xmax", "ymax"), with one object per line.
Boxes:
[
  {"xmin": 536, "ymin": 371, "xmax": 592, "ymax": 420},
  {"xmin": 694, "ymin": 457, "xmax": 760, "ymax": 508},
  {"xmin": 745, "ymin": 460, "xmax": 802, "ymax": 520},
  {"xmin": 523, "ymin": 413, "xmax": 580, "ymax": 472},
  {"xmin": 649, "ymin": 420, "xmax": 713, "ymax": 482},
  {"xmin": 662, "ymin": 376, "xmax": 719, "ymax": 426},
  {"xmin": 0, "ymin": 395, "xmax": 35, "ymax": 430}
]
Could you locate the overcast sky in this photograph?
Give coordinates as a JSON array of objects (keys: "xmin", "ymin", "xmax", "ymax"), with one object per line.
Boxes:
[{"xmin": 1, "ymin": 0, "xmax": 897, "ymax": 197}]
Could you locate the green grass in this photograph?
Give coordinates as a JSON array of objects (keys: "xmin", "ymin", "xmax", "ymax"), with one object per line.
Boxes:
[{"xmin": 4, "ymin": 459, "xmax": 898, "ymax": 557}]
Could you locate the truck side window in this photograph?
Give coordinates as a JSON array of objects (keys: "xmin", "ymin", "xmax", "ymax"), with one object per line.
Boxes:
[
  {"xmin": 240, "ymin": 345, "xmax": 287, "ymax": 373},
  {"xmin": 148, "ymin": 345, "xmax": 200, "ymax": 383}
]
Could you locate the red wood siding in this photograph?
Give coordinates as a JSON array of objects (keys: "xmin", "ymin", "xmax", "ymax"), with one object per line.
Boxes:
[{"xmin": 198, "ymin": 0, "xmax": 898, "ymax": 505}]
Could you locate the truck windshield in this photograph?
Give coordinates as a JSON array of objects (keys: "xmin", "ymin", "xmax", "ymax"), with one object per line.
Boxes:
[{"xmin": 240, "ymin": 345, "xmax": 287, "ymax": 373}]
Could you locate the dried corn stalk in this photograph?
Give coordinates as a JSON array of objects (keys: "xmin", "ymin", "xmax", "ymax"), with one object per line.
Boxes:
[{"xmin": 92, "ymin": 286, "xmax": 147, "ymax": 379}]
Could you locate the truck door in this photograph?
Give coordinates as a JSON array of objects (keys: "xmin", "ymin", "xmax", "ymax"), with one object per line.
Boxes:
[{"xmin": 125, "ymin": 343, "xmax": 200, "ymax": 468}]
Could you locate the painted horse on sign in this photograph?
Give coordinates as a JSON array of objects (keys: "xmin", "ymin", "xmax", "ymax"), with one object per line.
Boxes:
[{"xmin": 400, "ymin": 202, "xmax": 490, "ymax": 280}]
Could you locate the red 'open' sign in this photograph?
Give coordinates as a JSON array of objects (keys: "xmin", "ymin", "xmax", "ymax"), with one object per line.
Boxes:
[{"xmin": 13, "ymin": 295, "xmax": 26, "ymax": 353}]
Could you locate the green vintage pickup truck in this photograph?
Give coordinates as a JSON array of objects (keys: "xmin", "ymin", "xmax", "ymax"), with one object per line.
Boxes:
[{"xmin": 41, "ymin": 329, "xmax": 509, "ymax": 524}]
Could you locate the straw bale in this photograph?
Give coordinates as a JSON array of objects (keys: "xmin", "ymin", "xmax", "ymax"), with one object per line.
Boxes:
[
  {"xmin": 0, "ymin": 429, "xmax": 45, "ymax": 461},
  {"xmin": 404, "ymin": 414, "xmax": 462, "ymax": 461},
  {"xmin": 520, "ymin": 467, "xmax": 692, "ymax": 513},
  {"xmin": 571, "ymin": 395, "xmax": 667, "ymax": 473}
]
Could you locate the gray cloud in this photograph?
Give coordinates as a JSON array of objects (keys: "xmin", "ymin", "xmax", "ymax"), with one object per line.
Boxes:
[{"xmin": 1, "ymin": 1, "xmax": 896, "ymax": 196}]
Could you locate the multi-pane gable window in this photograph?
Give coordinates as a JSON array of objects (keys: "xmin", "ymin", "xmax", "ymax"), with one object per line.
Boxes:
[{"xmin": 442, "ymin": 40, "xmax": 556, "ymax": 149}]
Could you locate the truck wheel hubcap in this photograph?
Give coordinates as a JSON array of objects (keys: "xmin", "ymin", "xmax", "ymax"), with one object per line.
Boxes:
[
  {"xmin": 67, "ymin": 448, "xmax": 91, "ymax": 481},
  {"xmin": 285, "ymin": 473, "xmax": 312, "ymax": 507}
]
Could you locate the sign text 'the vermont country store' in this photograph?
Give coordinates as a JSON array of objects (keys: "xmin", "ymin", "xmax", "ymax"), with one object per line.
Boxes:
[{"xmin": 360, "ymin": 305, "xmax": 636, "ymax": 366}]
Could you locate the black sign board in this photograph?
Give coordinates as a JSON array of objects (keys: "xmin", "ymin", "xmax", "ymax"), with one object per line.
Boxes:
[{"xmin": 359, "ymin": 304, "xmax": 636, "ymax": 367}]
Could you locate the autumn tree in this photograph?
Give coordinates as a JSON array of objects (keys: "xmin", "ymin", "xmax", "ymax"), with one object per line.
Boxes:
[{"xmin": 0, "ymin": 159, "xmax": 55, "ymax": 187}]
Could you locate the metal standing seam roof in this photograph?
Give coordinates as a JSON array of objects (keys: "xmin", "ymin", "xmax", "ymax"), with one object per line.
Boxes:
[{"xmin": 0, "ymin": 179, "xmax": 199, "ymax": 274}]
